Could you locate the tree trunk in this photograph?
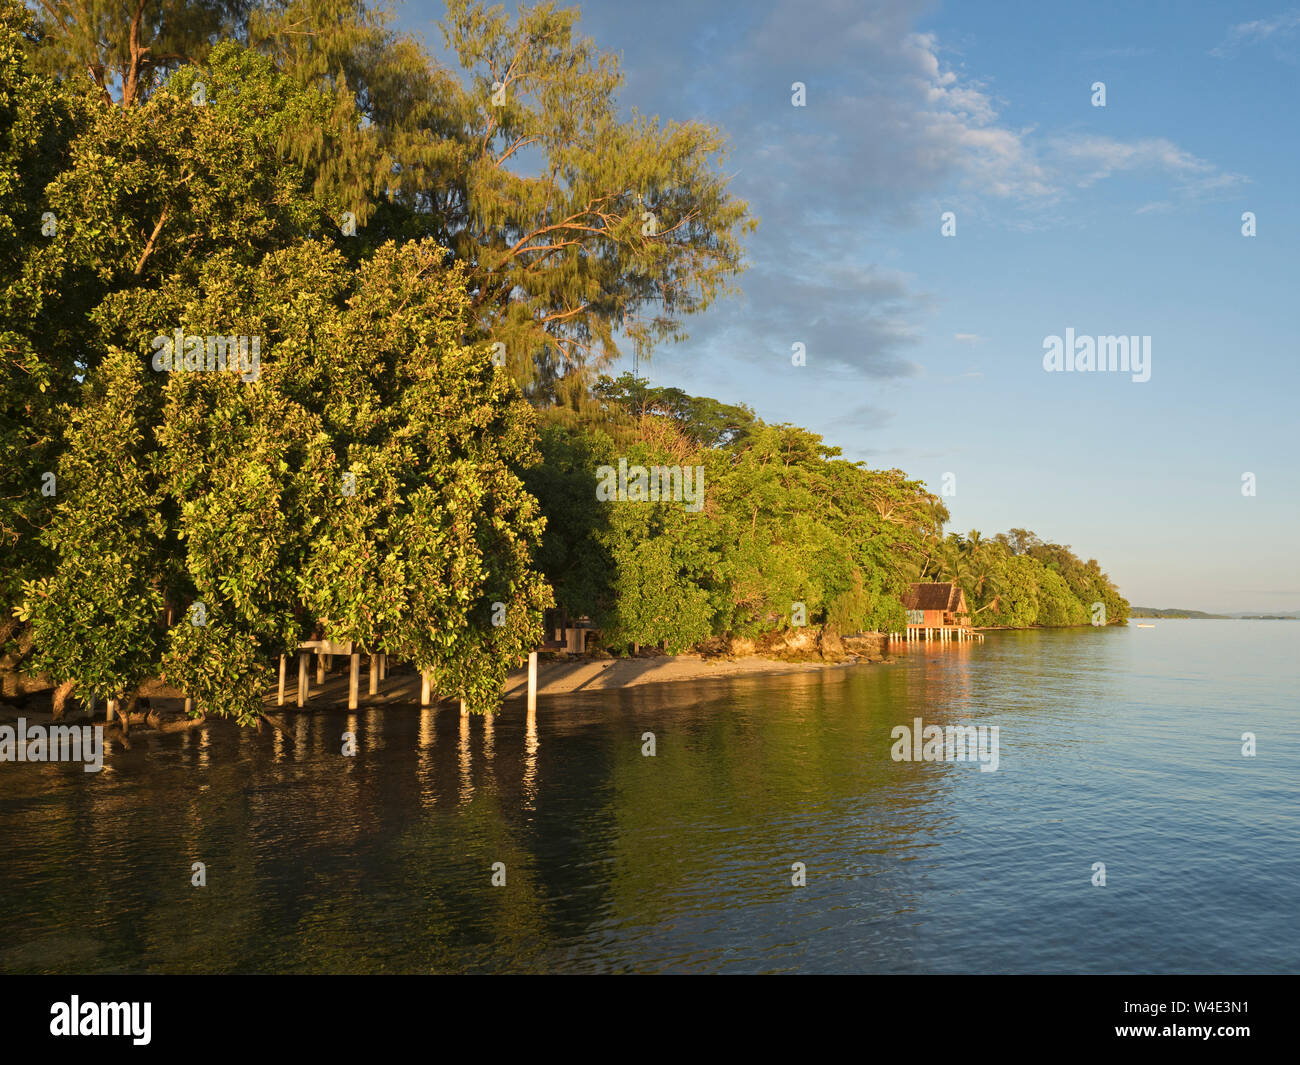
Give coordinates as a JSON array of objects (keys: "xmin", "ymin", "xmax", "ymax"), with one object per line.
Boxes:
[{"xmin": 51, "ymin": 679, "xmax": 76, "ymax": 721}]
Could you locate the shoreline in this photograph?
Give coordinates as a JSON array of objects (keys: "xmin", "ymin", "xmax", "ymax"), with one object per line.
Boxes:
[
  {"xmin": 0, "ymin": 647, "xmax": 892, "ymax": 725},
  {"xmin": 500, "ymin": 651, "xmax": 876, "ymax": 698}
]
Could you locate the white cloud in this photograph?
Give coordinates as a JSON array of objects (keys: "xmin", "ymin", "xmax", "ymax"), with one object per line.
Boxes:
[
  {"xmin": 1211, "ymin": 9, "xmax": 1300, "ymax": 56},
  {"xmin": 1052, "ymin": 135, "xmax": 1214, "ymax": 186},
  {"xmin": 1049, "ymin": 135, "xmax": 1247, "ymax": 205}
]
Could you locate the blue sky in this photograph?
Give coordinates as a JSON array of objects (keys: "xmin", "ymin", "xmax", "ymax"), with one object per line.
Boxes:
[{"xmin": 399, "ymin": 1, "xmax": 1299, "ymax": 612}]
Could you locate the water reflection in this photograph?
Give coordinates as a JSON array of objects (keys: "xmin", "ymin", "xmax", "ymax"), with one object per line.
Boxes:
[{"xmin": 0, "ymin": 623, "xmax": 1296, "ymax": 974}]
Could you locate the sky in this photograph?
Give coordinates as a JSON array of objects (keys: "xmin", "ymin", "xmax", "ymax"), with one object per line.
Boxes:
[{"xmin": 399, "ymin": 1, "xmax": 1300, "ymax": 613}]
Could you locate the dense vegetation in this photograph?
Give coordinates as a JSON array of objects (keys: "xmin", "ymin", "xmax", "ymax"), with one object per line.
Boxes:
[
  {"xmin": 1, "ymin": 0, "xmax": 1128, "ymax": 723},
  {"xmin": 1130, "ymin": 608, "xmax": 1228, "ymax": 619},
  {"xmin": 526, "ymin": 375, "xmax": 1129, "ymax": 650}
]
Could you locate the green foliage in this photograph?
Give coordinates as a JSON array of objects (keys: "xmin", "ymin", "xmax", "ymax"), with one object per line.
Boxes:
[
  {"xmin": 592, "ymin": 372, "xmax": 756, "ymax": 448},
  {"xmin": 1033, "ymin": 565, "xmax": 1088, "ymax": 627},
  {"xmin": 931, "ymin": 527, "xmax": 1129, "ymax": 628},
  {"xmin": 523, "ymin": 422, "xmax": 615, "ymax": 619},
  {"xmin": 26, "ymin": 0, "xmax": 252, "ymax": 105},
  {"xmin": 993, "ymin": 554, "xmax": 1040, "ymax": 628},
  {"xmin": 827, "ymin": 570, "xmax": 871, "ymax": 634},
  {"xmin": 430, "ymin": 0, "xmax": 756, "ymax": 393},
  {"xmin": 0, "ymin": 0, "xmax": 92, "ymax": 638},
  {"xmin": 593, "ymin": 433, "xmax": 719, "ymax": 653},
  {"xmin": 27, "ymin": 0, "xmax": 757, "ymax": 397},
  {"xmin": 524, "ymin": 375, "xmax": 1130, "ymax": 649},
  {"xmin": 24, "ymin": 349, "xmax": 166, "ymax": 700},
  {"xmin": 525, "ymin": 378, "xmax": 940, "ymax": 651},
  {"xmin": 8, "ymin": 19, "xmax": 551, "ymax": 719}
]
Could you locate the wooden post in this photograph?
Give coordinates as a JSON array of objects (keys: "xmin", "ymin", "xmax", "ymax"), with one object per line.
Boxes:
[
  {"xmin": 378, "ymin": 653, "xmax": 386, "ymax": 681},
  {"xmin": 460, "ymin": 698, "xmax": 468, "ymax": 717},
  {"xmin": 421, "ymin": 669, "xmax": 431, "ymax": 707},
  {"xmin": 369, "ymin": 653, "xmax": 379, "ymax": 695},
  {"xmin": 184, "ymin": 697, "xmax": 193, "ymax": 714},
  {"xmin": 349, "ymin": 653, "xmax": 360, "ymax": 710},
  {"xmin": 278, "ymin": 654, "xmax": 286, "ymax": 706},
  {"xmin": 297, "ymin": 651, "xmax": 308, "ymax": 707},
  {"xmin": 316, "ymin": 652, "xmax": 325, "ymax": 685},
  {"xmin": 527, "ymin": 651, "xmax": 537, "ymax": 715}
]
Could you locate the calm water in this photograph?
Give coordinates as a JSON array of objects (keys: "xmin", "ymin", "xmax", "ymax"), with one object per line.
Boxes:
[{"xmin": 1, "ymin": 621, "xmax": 1296, "ymax": 974}]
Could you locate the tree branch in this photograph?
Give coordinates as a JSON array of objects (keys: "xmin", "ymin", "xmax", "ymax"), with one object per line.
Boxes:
[{"xmin": 133, "ymin": 209, "xmax": 168, "ymax": 275}]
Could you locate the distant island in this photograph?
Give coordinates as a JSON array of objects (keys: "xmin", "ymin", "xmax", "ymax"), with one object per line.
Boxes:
[{"xmin": 1130, "ymin": 608, "xmax": 1299, "ymax": 620}]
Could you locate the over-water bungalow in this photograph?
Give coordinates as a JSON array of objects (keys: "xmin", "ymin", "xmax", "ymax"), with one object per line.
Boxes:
[{"xmin": 896, "ymin": 582, "xmax": 981, "ymax": 643}]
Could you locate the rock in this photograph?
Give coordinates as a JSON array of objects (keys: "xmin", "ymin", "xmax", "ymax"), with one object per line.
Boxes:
[
  {"xmin": 728, "ymin": 636, "xmax": 756, "ymax": 657},
  {"xmin": 818, "ymin": 625, "xmax": 844, "ymax": 659}
]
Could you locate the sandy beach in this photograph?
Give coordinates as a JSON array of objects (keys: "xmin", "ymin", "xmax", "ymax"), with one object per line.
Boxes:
[{"xmin": 500, "ymin": 652, "xmax": 863, "ymax": 698}]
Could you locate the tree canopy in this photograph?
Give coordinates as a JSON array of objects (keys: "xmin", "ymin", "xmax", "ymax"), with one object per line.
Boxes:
[
  {"xmin": 24, "ymin": 0, "xmax": 757, "ymax": 400},
  {"xmin": 7, "ymin": 12, "xmax": 550, "ymax": 719}
]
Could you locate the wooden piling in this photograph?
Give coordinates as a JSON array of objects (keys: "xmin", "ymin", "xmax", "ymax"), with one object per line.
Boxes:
[
  {"xmin": 316, "ymin": 652, "xmax": 325, "ymax": 685},
  {"xmin": 421, "ymin": 669, "xmax": 431, "ymax": 707},
  {"xmin": 278, "ymin": 654, "xmax": 286, "ymax": 706},
  {"xmin": 297, "ymin": 651, "xmax": 308, "ymax": 707},
  {"xmin": 348, "ymin": 653, "xmax": 360, "ymax": 710},
  {"xmin": 369, "ymin": 653, "xmax": 379, "ymax": 695},
  {"xmin": 527, "ymin": 651, "xmax": 537, "ymax": 715}
]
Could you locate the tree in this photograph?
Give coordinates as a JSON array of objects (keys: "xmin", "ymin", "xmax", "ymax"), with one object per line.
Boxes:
[
  {"xmin": 15, "ymin": 40, "xmax": 552, "ymax": 720},
  {"xmin": 27, "ymin": 0, "xmax": 253, "ymax": 106},
  {"xmin": 592, "ymin": 373, "xmax": 756, "ymax": 449},
  {"xmin": 26, "ymin": 0, "xmax": 757, "ymax": 397},
  {"xmin": 429, "ymin": 0, "xmax": 755, "ymax": 395},
  {"xmin": 22, "ymin": 349, "xmax": 166, "ymax": 714},
  {"xmin": 523, "ymin": 422, "xmax": 616, "ymax": 619},
  {"xmin": 0, "ymin": 0, "xmax": 93, "ymax": 691},
  {"xmin": 591, "ymin": 419, "xmax": 718, "ymax": 651}
]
